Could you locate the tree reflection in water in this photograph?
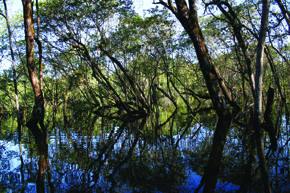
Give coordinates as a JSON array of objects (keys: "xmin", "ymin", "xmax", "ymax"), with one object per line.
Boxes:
[{"xmin": 0, "ymin": 112, "xmax": 289, "ymax": 192}]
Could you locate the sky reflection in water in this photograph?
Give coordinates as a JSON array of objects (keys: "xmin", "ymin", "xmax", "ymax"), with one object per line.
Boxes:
[{"xmin": 0, "ymin": 116, "xmax": 289, "ymax": 192}]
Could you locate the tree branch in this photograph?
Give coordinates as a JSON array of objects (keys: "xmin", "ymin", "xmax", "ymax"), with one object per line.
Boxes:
[
  {"xmin": 274, "ymin": 0, "xmax": 290, "ymax": 33},
  {"xmin": 153, "ymin": 0, "xmax": 178, "ymax": 14},
  {"xmin": 0, "ymin": 12, "xmax": 6, "ymax": 19}
]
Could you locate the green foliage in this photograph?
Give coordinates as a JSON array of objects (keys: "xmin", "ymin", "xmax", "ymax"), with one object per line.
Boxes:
[{"xmin": 0, "ymin": 0, "xmax": 289, "ymax": 134}]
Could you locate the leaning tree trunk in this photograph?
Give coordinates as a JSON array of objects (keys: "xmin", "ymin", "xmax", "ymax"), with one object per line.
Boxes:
[
  {"xmin": 22, "ymin": 0, "xmax": 45, "ymax": 130},
  {"xmin": 155, "ymin": 0, "xmax": 240, "ymax": 192},
  {"xmin": 254, "ymin": 0, "xmax": 272, "ymax": 192}
]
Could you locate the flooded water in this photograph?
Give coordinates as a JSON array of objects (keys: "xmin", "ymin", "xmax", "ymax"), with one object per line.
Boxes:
[{"xmin": 0, "ymin": 113, "xmax": 289, "ymax": 192}]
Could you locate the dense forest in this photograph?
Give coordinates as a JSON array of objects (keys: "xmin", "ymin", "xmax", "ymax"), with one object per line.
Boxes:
[{"xmin": 0, "ymin": 0, "xmax": 290, "ymax": 192}]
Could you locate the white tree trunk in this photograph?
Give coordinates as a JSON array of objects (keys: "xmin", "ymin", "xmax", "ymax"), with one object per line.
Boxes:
[{"xmin": 254, "ymin": 0, "xmax": 271, "ymax": 192}]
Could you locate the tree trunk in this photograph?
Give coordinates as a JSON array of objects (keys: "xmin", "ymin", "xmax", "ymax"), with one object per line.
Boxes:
[
  {"xmin": 155, "ymin": 1, "xmax": 237, "ymax": 192},
  {"xmin": 35, "ymin": 129, "xmax": 50, "ymax": 193},
  {"xmin": 254, "ymin": 0, "xmax": 272, "ymax": 192},
  {"xmin": 22, "ymin": 0, "xmax": 45, "ymax": 129},
  {"xmin": 196, "ymin": 117, "xmax": 233, "ymax": 193}
]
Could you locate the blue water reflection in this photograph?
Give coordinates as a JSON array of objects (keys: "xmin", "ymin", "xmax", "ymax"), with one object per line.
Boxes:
[{"xmin": 0, "ymin": 117, "xmax": 289, "ymax": 192}]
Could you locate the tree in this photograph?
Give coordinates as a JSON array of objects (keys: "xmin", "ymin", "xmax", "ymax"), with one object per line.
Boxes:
[
  {"xmin": 37, "ymin": 0, "xmax": 189, "ymax": 117},
  {"xmin": 154, "ymin": 0, "xmax": 277, "ymax": 192},
  {"xmin": 21, "ymin": 1, "xmax": 48, "ymax": 192},
  {"xmin": 274, "ymin": 0, "xmax": 290, "ymax": 33},
  {"xmin": 253, "ymin": 0, "xmax": 271, "ymax": 192},
  {"xmin": 1, "ymin": 0, "xmax": 21, "ymax": 131},
  {"xmin": 153, "ymin": 1, "xmax": 240, "ymax": 192},
  {"xmin": 22, "ymin": 0, "xmax": 45, "ymax": 129}
]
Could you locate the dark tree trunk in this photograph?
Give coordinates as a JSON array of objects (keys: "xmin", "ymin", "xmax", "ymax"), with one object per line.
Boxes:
[
  {"xmin": 196, "ymin": 118, "xmax": 233, "ymax": 193},
  {"xmin": 33, "ymin": 123, "xmax": 53, "ymax": 193},
  {"xmin": 263, "ymin": 87, "xmax": 277, "ymax": 151},
  {"xmin": 155, "ymin": 1, "xmax": 239, "ymax": 192}
]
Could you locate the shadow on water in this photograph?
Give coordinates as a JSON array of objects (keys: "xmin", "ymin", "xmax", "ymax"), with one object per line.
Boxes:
[{"xmin": 0, "ymin": 110, "xmax": 290, "ymax": 192}]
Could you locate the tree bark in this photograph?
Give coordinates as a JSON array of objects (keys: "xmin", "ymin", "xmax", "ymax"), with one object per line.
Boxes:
[
  {"xmin": 254, "ymin": 0, "xmax": 272, "ymax": 192},
  {"xmin": 22, "ymin": 0, "xmax": 45, "ymax": 128}
]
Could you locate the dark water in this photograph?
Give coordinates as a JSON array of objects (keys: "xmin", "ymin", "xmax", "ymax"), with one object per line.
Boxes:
[{"xmin": 0, "ymin": 114, "xmax": 289, "ymax": 192}]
